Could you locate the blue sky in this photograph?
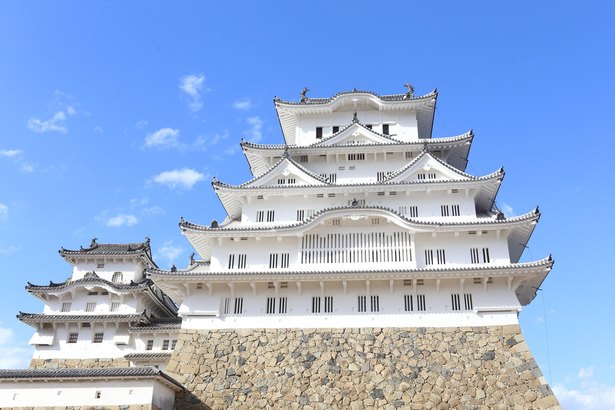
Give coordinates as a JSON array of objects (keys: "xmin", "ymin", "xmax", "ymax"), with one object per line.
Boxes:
[{"xmin": 1, "ymin": 2, "xmax": 614, "ymax": 408}]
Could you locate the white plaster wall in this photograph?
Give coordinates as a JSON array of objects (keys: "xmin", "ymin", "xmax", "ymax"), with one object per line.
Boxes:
[
  {"xmin": 0, "ymin": 379, "xmax": 175, "ymax": 409},
  {"xmin": 295, "ymin": 111, "xmax": 419, "ymax": 146},
  {"xmin": 43, "ymin": 289, "xmax": 140, "ymax": 314},
  {"xmin": 72, "ymin": 260, "xmax": 146, "ymax": 282},
  {"xmin": 179, "ymin": 278, "xmax": 521, "ymax": 329},
  {"xmin": 240, "ymin": 188, "xmax": 478, "ymax": 224}
]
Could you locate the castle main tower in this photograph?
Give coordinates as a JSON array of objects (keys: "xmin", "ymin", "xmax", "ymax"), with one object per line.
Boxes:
[{"xmin": 151, "ymin": 85, "xmax": 560, "ymax": 409}]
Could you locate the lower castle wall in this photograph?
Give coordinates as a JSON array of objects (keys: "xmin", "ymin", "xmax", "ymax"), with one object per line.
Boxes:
[
  {"xmin": 167, "ymin": 326, "xmax": 560, "ymax": 409},
  {"xmin": 29, "ymin": 357, "xmax": 130, "ymax": 369}
]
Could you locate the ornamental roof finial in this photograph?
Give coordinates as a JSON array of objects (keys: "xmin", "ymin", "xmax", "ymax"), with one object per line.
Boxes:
[
  {"xmin": 190, "ymin": 252, "xmax": 195, "ymax": 264},
  {"xmin": 404, "ymin": 82, "xmax": 415, "ymax": 98},
  {"xmin": 351, "ymin": 198, "xmax": 359, "ymax": 207},
  {"xmin": 283, "ymin": 145, "xmax": 290, "ymax": 158},
  {"xmin": 352, "ymin": 112, "xmax": 359, "ymax": 123},
  {"xmin": 210, "ymin": 219, "xmax": 219, "ymax": 228},
  {"xmin": 145, "ymin": 236, "xmax": 151, "ymax": 247},
  {"xmin": 90, "ymin": 237, "xmax": 98, "ymax": 248},
  {"xmin": 300, "ymin": 87, "xmax": 310, "ymax": 103},
  {"xmin": 171, "ymin": 265, "xmax": 177, "ymax": 272}
]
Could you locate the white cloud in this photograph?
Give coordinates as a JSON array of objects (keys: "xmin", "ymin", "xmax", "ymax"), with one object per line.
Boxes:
[
  {"xmin": 106, "ymin": 214, "xmax": 138, "ymax": 227},
  {"xmin": 144, "ymin": 128, "xmax": 180, "ymax": 149},
  {"xmin": 193, "ymin": 131, "xmax": 229, "ymax": 150},
  {"xmin": 20, "ymin": 163, "xmax": 35, "ymax": 173},
  {"xmin": 0, "ymin": 203, "xmax": 7, "ymax": 219},
  {"xmin": 233, "ymin": 98, "xmax": 253, "ymax": 111},
  {"xmin": 0, "ymin": 326, "xmax": 32, "ymax": 368},
  {"xmin": 578, "ymin": 367, "xmax": 594, "ymax": 379},
  {"xmin": 244, "ymin": 116, "xmax": 263, "ymax": 143},
  {"xmin": 500, "ymin": 202, "xmax": 514, "ymax": 217},
  {"xmin": 156, "ymin": 240, "xmax": 184, "ymax": 265},
  {"xmin": 27, "ymin": 111, "xmax": 68, "ymax": 133},
  {"xmin": 152, "ymin": 168, "xmax": 205, "ymax": 190},
  {"xmin": 179, "ymin": 74, "xmax": 206, "ymax": 111},
  {"xmin": 0, "ymin": 245, "xmax": 19, "ymax": 255},
  {"xmin": 554, "ymin": 381, "xmax": 615, "ymax": 410},
  {"xmin": 0, "ymin": 149, "xmax": 23, "ymax": 157},
  {"xmin": 93, "ymin": 126, "xmax": 103, "ymax": 133}
]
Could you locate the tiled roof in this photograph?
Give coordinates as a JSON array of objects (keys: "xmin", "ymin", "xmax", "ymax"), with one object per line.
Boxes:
[
  {"xmin": 180, "ymin": 204, "xmax": 535, "ymax": 233},
  {"xmin": 0, "ymin": 367, "xmax": 183, "ymax": 389},
  {"xmin": 17, "ymin": 312, "xmax": 151, "ymax": 327},
  {"xmin": 26, "ymin": 276, "xmax": 154, "ymax": 292},
  {"xmin": 59, "ymin": 238, "xmax": 157, "ymax": 268},
  {"xmin": 125, "ymin": 352, "xmax": 173, "ymax": 360},
  {"xmin": 129, "ymin": 319, "xmax": 182, "ymax": 334},
  {"xmin": 241, "ymin": 131, "xmax": 473, "ymax": 151},
  {"xmin": 148, "ymin": 256, "xmax": 554, "ymax": 278},
  {"xmin": 273, "ymin": 88, "xmax": 437, "ymax": 105}
]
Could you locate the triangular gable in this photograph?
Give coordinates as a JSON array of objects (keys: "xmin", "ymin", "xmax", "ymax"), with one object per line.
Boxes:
[
  {"xmin": 313, "ymin": 123, "xmax": 399, "ymax": 147},
  {"xmin": 242, "ymin": 157, "xmax": 329, "ymax": 188},
  {"xmin": 386, "ymin": 151, "xmax": 475, "ymax": 183}
]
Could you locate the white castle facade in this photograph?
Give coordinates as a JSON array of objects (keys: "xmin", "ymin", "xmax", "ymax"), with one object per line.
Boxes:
[
  {"xmin": 151, "ymin": 85, "xmax": 551, "ymax": 331},
  {"xmin": 0, "ymin": 85, "xmax": 557, "ymax": 409}
]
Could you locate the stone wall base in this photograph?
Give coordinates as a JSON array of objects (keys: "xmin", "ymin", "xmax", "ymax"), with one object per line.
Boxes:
[
  {"xmin": 29, "ymin": 357, "xmax": 130, "ymax": 369},
  {"xmin": 167, "ymin": 326, "xmax": 560, "ymax": 409}
]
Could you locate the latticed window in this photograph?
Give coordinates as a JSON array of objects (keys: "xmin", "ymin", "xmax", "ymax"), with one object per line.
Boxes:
[
  {"xmin": 86, "ymin": 302, "xmax": 96, "ymax": 312},
  {"xmin": 162, "ymin": 340, "xmax": 170, "ymax": 350},
  {"xmin": 110, "ymin": 302, "xmax": 120, "ymax": 312},
  {"xmin": 93, "ymin": 333, "xmax": 104, "ymax": 343},
  {"xmin": 61, "ymin": 302, "xmax": 71, "ymax": 312},
  {"xmin": 146, "ymin": 340, "xmax": 153, "ymax": 350},
  {"xmin": 68, "ymin": 333, "xmax": 78, "ymax": 343},
  {"xmin": 112, "ymin": 272, "xmax": 123, "ymax": 283}
]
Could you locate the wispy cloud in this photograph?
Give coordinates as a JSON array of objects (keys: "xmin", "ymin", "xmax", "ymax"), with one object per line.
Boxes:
[
  {"xmin": 20, "ymin": 163, "xmax": 35, "ymax": 173},
  {"xmin": 151, "ymin": 168, "xmax": 205, "ymax": 190},
  {"xmin": 156, "ymin": 240, "xmax": 184, "ymax": 265},
  {"xmin": 27, "ymin": 105, "xmax": 76, "ymax": 134},
  {"xmin": 143, "ymin": 128, "xmax": 180, "ymax": 149},
  {"xmin": 179, "ymin": 74, "xmax": 207, "ymax": 112},
  {"xmin": 0, "ymin": 149, "xmax": 23, "ymax": 158},
  {"xmin": 500, "ymin": 202, "xmax": 514, "ymax": 217},
  {"xmin": 0, "ymin": 245, "xmax": 19, "ymax": 255},
  {"xmin": 554, "ymin": 378, "xmax": 615, "ymax": 410},
  {"xmin": 233, "ymin": 98, "xmax": 253, "ymax": 111},
  {"xmin": 244, "ymin": 116, "xmax": 263, "ymax": 143},
  {"xmin": 0, "ymin": 326, "xmax": 31, "ymax": 368},
  {"xmin": 193, "ymin": 131, "xmax": 229, "ymax": 151},
  {"xmin": 578, "ymin": 367, "xmax": 594, "ymax": 379},
  {"xmin": 106, "ymin": 214, "xmax": 138, "ymax": 227},
  {"xmin": 0, "ymin": 203, "xmax": 7, "ymax": 219}
]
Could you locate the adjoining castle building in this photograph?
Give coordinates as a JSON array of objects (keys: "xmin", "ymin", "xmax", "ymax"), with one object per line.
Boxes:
[{"xmin": 0, "ymin": 85, "xmax": 560, "ymax": 409}]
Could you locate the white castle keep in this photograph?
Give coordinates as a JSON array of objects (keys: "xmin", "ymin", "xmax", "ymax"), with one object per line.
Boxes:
[
  {"xmin": 0, "ymin": 84, "xmax": 559, "ymax": 409},
  {"xmin": 151, "ymin": 85, "xmax": 552, "ymax": 331}
]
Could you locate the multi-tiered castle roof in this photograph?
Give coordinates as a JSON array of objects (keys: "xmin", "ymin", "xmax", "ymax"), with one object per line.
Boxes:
[{"xmin": 149, "ymin": 85, "xmax": 553, "ymax": 329}]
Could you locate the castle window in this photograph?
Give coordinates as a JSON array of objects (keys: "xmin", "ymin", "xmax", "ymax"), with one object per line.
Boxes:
[
  {"xmin": 162, "ymin": 340, "xmax": 170, "ymax": 350},
  {"xmin": 347, "ymin": 153, "xmax": 365, "ymax": 161},
  {"xmin": 93, "ymin": 333, "xmax": 104, "ymax": 343},
  {"xmin": 358, "ymin": 296, "xmax": 367, "ymax": 312},
  {"xmin": 382, "ymin": 124, "xmax": 390, "ymax": 135},
  {"xmin": 228, "ymin": 254, "xmax": 247, "ymax": 269},
  {"xmin": 316, "ymin": 127, "xmax": 323, "ymax": 139},
  {"xmin": 146, "ymin": 340, "xmax": 153, "ymax": 350},
  {"xmin": 405, "ymin": 152, "xmax": 414, "ymax": 159},
  {"xmin": 425, "ymin": 249, "xmax": 446, "ymax": 265},
  {"xmin": 95, "ymin": 391, "xmax": 101, "ymax": 399},
  {"xmin": 299, "ymin": 155, "xmax": 308, "ymax": 163},
  {"xmin": 324, "ymin": 296, "xmax": 333, "ymax": 313},
  {"xmin": 332, "ymin": 126, "xmax": 340, "ymax": 133},
  {"xmin": 86, "ymin": 302, "xmax": 96, "ymax": 312},
  {"xmin": 312, "ymin": 297, "xmax": 321, "ymax": 313},
  {"xmin": 441, "ymin": 205, "xmax": 450, "ymax": 217},
  {"xmin": 112, "ymin": 272, "xmax": 123, "ymax": 283},
  {"xmin": 371, "ymin": 295, "xmax": 380, "ymax": 312},
  {"xmin": 417, "ymin": 294, "xmax": 426, "ymax": 311},
  {"xmin": 408, "ymin": 206, "xmax": 418, "ymax": 217},
  {"xmin": 404, "ymin": 294, "xmax": 413, "ymax": 311},
  {"xmin": 97, "ymin": 263, "xmax": 105, "ymax": 269},
  {"xmin": 279, "ymin": 297, "xmax": 287, "ymax": 314},
  {"xmin": 464, "ymin": 293, "xmax": 473, "ymax": 310},
  {"xmin": 110, "ymin": 302, "xmax": 120, "ymax": 312},
  {"xmin": 61, "ymin": 302, "xmax": 72, "ymax": 312},
  {"xmin": 234, "ymin": 297, "xmax": 244, "ymax": 314},
  {"xmin": 451, "ymin": 293, "xmax": 473, "ymax": 311},
  {"xmin": 269, "ymin": 253, "xmax": 290, "ymax": 269},
  {"xmin": 452, "ymin": 205, "xmax": 460, "ymax": 216},
  {"xmin": 68, "ymin": 333, "xmax": 78, "ymax": 343},
  {"xmin": 171, "ymin": 340, "xmax": 178, "ymax": 349},
  {"xmin": 470, "ymin": 248, "xmax": 490, "ymax": 263},
  {"xmin": 366, "ymin": 124, "xmax": 373, "ymax": 130},
  {"xmin": 256, "ymin": 210, "xmax": 274, "ymax": 222},
  {"xmin": 451, "ymin": 294, "xmax": 461, "ymax": 311},
  {"xmin": 266, "ymin": 297, "xmax": 276, "ymax": 314},
  {"xmin": 88, "ymin": 291, "xmax": 98, "ymax": 296}
]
